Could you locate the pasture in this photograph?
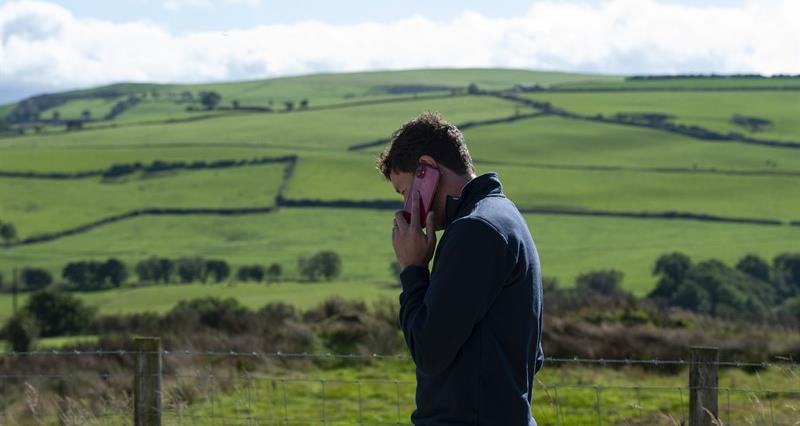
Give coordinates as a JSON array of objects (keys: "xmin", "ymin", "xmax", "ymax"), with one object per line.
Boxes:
[{"xmin": 1, "ymin": 68, "xmax": 798, "ymax": 321}]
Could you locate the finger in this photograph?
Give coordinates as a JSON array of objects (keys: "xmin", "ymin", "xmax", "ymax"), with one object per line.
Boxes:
[
  {"xmin": 410, "ymin": 191, "xmax": 421, "ymax": 229},
  {"xmin": 425, "ymin": 211, "xmax": 435, "ymax": 239},
  {"xmin": 425, "ymin": 211, "xmax": 437, "ymax": 248},
  {"xmin": 395, "ymin": 211, "xmax": 409, "ymax": 227}
]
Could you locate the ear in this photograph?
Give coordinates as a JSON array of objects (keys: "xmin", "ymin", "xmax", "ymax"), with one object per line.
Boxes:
[{"xmin": 417, "ymin": 155, "xmax": 438, "ymax": 169}]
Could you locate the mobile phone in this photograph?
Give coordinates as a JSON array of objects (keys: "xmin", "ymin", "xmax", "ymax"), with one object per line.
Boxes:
[{"xmin": 402, "ymin": 163, "xmax": 440, "ymax": 228}]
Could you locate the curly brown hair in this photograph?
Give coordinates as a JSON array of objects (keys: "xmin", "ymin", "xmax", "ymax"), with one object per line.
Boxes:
[{"xmin": 376, "ymin": 112, "xmax": 474, "ymax": 180}]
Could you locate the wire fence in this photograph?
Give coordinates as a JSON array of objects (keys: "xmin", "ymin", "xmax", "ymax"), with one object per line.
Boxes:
[{"xmin": 1, "ymin": 344, "xmax": 799, "ymax": 425}]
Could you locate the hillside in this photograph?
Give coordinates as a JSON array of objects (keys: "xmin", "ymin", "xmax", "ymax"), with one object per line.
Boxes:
[{"xmin": 1, "ymin": 68, "xmax": 799, "ymax": 321}]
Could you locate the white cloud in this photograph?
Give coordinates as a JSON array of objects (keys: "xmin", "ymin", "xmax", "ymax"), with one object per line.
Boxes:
[
  {"xmin": 160, "ymin": 0, "xmax": 260, "ymax": 11},
  {"xmin": 0, "ymin": 0, "xmax": 798, "ymax": 95}
]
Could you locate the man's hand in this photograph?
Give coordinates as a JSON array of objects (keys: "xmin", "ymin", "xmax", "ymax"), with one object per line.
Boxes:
[{"xmin": 392, "ymin": 191, "xmax": 436, "ymax": 269}]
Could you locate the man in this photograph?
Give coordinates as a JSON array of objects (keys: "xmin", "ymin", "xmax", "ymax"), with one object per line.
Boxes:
[{"xmin": 378, "ymin": 112, "xmax": 544, "ymax": 425}]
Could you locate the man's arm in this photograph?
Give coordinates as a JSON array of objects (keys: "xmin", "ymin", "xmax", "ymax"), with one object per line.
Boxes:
[{"xmin": 399, "ymin": 218, "xmax": 510, "ymax": 376}]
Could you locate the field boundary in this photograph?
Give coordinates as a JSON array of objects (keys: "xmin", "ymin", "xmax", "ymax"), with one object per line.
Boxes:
[
  {"xmin": 347, "ymin": 111, "xmax": 549, "ymax": 151},
  {"xmin": 541, "ymin": 86, "xmax": 800, "ymax": 93},
  {"xmin": 473, "ymin": 158, "xmax": 800, "ymax": 178},
  {"xmin": 274, "ymin": 197, "xmax": 784, "ymax": 226},
  {"xmin": 7, "ymin": 206, "xmax": 278, "ymax": 247},
  {"xmin": 0, "ymin": 155, "xmax": 297, "ymax": 180},
  {"xmin": 491, "ymin": 92, "xmax": 800, "ymax": 149},
  {"xmin": 1, "ymin": 150, "xmax": 792, "ymax": 249}
]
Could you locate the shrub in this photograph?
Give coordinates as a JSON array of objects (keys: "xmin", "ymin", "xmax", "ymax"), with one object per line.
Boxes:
[
  {"xmin": 266, "ymin": 263, "xmax": 282, "ymax": 283},
  {"xmin": 575, "ymin": 270, "xmax": 625, "ymax": 296},
  {"xmin": 298, "ymin": 251, "xmax": 342, "ymax": 282},
  {"xmin": 21, "ymin": 267, "xmax": 53, "ymax": 291},
  {"xmin": 163, "ymin": 297, "xmax": 251, "ymax": 333},
  {"xmin": 62, "ymin": 258, "xmax": 128, "ymax": 291},
  {"xmin": 236, "ymin": 265, "xmax": 265, "ymax": 282},
  {"xmin": 24, "ymin": 290, "xmax": 96, "ymax": 337},
  {"xmin": 135, "ymin": 257, "xmax": 174, "ymax": 284},
  {"xmin": 4, "ymin": 313, "xmax": 39, "ymax": 352},
  {"xmin": 205, "ymin": 259, "xmax": 230, "ymax": 283},
  {"xmin": 176, "ymin": 257, "xmax": 207, "ymax": 283}
]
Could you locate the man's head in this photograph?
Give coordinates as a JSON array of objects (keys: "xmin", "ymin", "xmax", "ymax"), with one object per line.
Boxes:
[{"xmin": 377, "ymin": 112, "xmax": 476, "ymax": 230}]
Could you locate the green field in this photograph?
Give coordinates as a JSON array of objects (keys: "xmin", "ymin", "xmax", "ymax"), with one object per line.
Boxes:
[
  {"xmin": 1, "ymin": 68, "xmax": 799, "ymax": 320},
  {"xmin": 524, "ymin": 91, "xmax": 800, "ymax": 141},
  {"xmin": 0, "ymin": 164, "xmax": 285, "ymax": 238}
]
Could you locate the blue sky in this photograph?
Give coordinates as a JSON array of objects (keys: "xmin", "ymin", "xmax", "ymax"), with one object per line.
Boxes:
[
  {"xmin": 0, "ymin": 0, "xmax": 796, "ymax": 103},
  {"xmin": 53, "ymin": 0, "xmax": 746, "ymax": 32}
]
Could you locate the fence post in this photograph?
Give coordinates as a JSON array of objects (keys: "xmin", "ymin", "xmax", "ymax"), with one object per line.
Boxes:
[
  {"xmin": 689, "ymin": 346, "xmax": 719, "ymax": 426},
  {"xmin": 134, "ymin": 337, "xmax": 162, "ymax": 426}
]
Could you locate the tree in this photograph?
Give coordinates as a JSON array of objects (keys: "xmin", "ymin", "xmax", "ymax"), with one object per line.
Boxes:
[
  {"xmin": 299, "ymin": 99, "xmax": 309, "ymax": 109},
  {"xmin": 51, "ymin": 110, "xmax": 61, "ymax": 123},
  {"xmin": 231, "ymin": 100, "xmax": 240, "ymax": 109},
  {"xmin": 237, "ymin": 265, "xmax": 265, "ymax": 282},
  {"xmin": 100, "ymin": 258, "xmax": 128, "ymax": 287},
  {"xmin": 81, "ymin": 109, "xmax": 91, "ymax": 121},
  {"xmin": 736, "ymin": 254, "xmax": 771, "ymax": 282},
  {"xmin": 21, "ymin": 268, "xmax": 52, "ymax": 291},
  {"xmin": 284, "ymin": 101, "xmax": 294, "ymax": 112},
  {"xmin": 200, "ymin": 91, "xmax": 221, "ymax": 110},
  {"xmin": 62, "ymin": 261, "xmax": 91, "ymax": 289},
  {"xmin": 4, "ymin": 313, "xmax": 39, "ymax": 352},
  {"xmin": 156, "ymin": 258, "xmax": 175, "ymax": 283},
  {"xmin": 135, "ymin": 257, "xmax": 157, "ymax": 283},
  {"xmin": 266, "ymin": 263, "xmax": 282, "ymax": 283},
  {"xmin": 299, "ymin": 251, "xmax": 341, "ymax": 281},
  {"xmin": 24, "ymin": 290, "xmax": 96, "ymax": 337},
  {"xmin": 177, "ymin": 257, "xmax": 207, "ymax": 283},
  {"xmin": 0, "ymin": 222, "xmax": 18, "ymax": 244},
  {"xmin": 135, "ymin": 257, "xmax": 174, "ymax": 284},
  {"xmin": 467, "ymin": 83, "xmax": 480, "ymax": 94},
  {"xmin": 648, "ymin": 252, "xmax": 692, "ymax": 300},
  {"xmin": 205, "ymin": 259, "xmax": 231, "ymax": 283},
  {"xmin": 575, "ymin": 270, "xmax": 624, "ymax": 296},
  {"xmin": 774, "ymin": 253, "xmax": 800, "ymax": 293},
  {"xmin": 650, "ymin": 259, "xmax": 777, "ymax": 318}
]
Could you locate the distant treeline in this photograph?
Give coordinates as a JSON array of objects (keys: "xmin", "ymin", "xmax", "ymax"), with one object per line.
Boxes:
[
  {"xmin": 0, "ymin": 155, "xmax": 297, "ymax": 180},
  {"xmin": 627, "ymin": 74, "xmax": 800, "ymax": 81},
  {"xmin": 0, "ymin": 251, "xmax": 342, "ymax": 295},
  {"xmin": 2, "ymin": 251, "xmax": 798, "ymax": 367},
  {"xmin": 102, "ymin": 155, "xmax": 297, "ymax": 179}
]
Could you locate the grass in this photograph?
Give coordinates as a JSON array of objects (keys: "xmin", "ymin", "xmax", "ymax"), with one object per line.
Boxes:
[
  {"xmin": 0, "ymin": 163, "xmax": 286, "ymax": 238},
  {"xmin": 1, "ymin": 95, "xmax": 528, "ymax": 151},
  {"xmin": 164, "ymin": 358, "xmax": 800, "ymax": 425},
  {"xmin": 456, "ymin": 115, "xmax": 800, "ymax": 171},
  {"xmin": 523, "ymin": 91, "xmax": 800, "ymax": 141},
  {"xmin": 1, "ymin": 208, "xmax": 798, "ymax": 324},
  {"xmin": 286, "ymin": 150, "xmax": 800, "ymax": 222},
  {"xmin": 0, "ymin": 68, "xmax": 798, "ymax": 319},
  {"xmin": 5, "ymin": 355, "xmax": 797, "ymax": 425},
  {"xmin": 41, "ymin": 97, "xmax": 124, "ymax": 121},
  {"xmin": 0, "ymin": 145, "xmax": 299, "ymax": 173},
  {"xmin": 496, "ymin": 164, "xmax": 800, "ymax": 222},
  {"xmin": 553, "ymin": 76, "xmax": 800, "ymax": 90},
  {"xmin": 0, "ymin": 281, "xmax": 398, "ymax": 323}
]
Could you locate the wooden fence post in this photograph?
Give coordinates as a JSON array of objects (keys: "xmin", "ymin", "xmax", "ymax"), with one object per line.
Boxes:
[
  {"xmin": 134, "ymin": 337, "xmax": 162, "ymax": 426},
  {"xmin": 689, "ymin": 346, "xmax": 719, "ymax": 426}
]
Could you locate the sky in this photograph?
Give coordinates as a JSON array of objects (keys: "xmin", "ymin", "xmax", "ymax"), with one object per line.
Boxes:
[{"xmin": 0, "ymin": 0, "xmax": 798, "ymax": 103}]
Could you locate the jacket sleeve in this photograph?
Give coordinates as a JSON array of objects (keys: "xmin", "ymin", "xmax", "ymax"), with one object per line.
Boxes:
[{"xmin": 398, "ymin": 218, "xmax": 510, "ymax": 376}]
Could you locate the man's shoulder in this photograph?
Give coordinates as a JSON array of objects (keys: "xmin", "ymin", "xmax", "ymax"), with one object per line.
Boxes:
[{"xmin": 446, "ymin": 215, "xmax": 509, "ymax": 247}]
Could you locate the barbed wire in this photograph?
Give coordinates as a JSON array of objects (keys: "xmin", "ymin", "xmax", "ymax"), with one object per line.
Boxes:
[{"xmin": 0, "ymin": 349, "xmax": 797, "ymax": 369}]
